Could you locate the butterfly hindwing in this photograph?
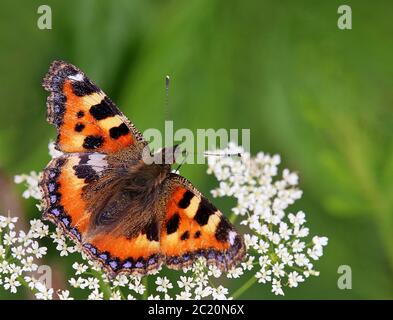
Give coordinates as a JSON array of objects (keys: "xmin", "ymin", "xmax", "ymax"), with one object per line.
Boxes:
[
  {"xmin": 40, "ymin": 152, "xmax": 162, "ymax": 276},
  {"xmin": 43, "ymin": 60, "xmax": 145, "ymax": 154},
  {"xmin": 160, "ymin": 174, "xmax": 245, "ymax": 271}
]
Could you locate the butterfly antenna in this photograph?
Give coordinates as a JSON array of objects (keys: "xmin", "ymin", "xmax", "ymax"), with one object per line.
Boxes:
[
  {"xmin": 164, "ymin": 75, "xmax": 170, "ymax": 121},
  {"xmin": 174, "ymin": 150, "xmax": 188, "ymax": 174}
]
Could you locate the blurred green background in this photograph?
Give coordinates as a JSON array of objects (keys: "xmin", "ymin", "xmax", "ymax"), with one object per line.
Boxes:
[{"xmin": 0, "ymin": 0, "xmax": 392, "ymax": 299}]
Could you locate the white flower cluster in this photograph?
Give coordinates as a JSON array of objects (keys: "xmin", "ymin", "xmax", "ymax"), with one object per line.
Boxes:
[
  {"xmin": 25, "ymin": 225, "xmax": 234, "ymax": 300},
  {"xmin": 148, "ymin": 258, "xmax": 232, "ymax": 300},
  {"xmin": 207, "ymin": 142, "xmax": 328, "ymax": 295},
  {"xmin": 14, "ymin": 172, "xmax": 42, "ymax": 201},
  {"xmin": 6, "ymin": 141, "xmax": 328, "ymax": 299},
  {"xmin": 0, "ymin": 214, "xmax": 53, "ymax": 298}
]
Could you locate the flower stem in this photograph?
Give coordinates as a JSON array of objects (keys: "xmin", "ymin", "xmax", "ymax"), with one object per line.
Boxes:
[
  {"xmin": 232, "ymin": 275, "xmax": 257, "ymax": 299},
  {"xmin": 229, "ymin": 212, "xmax": 238, "ymax": 224},
  {"xmin": 142, "ymin": 276, "xmax": 148, "ymax": 300},
  {"xmin": 18, "ymin": 276, "xmax": 38, "ymax": 294},
  {"xmin": 92, "ymin": 270, "xmax": 112, "ymax": 299}
]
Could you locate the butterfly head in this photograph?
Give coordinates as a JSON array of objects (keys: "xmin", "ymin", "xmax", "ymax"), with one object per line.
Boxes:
[
  {"xmin": 152, "ymin": 145, "xmax": 180, "ymax": 166},
  {"xmin": 119, "ymin": 144, "xmax": 180, "ymax": 194}
]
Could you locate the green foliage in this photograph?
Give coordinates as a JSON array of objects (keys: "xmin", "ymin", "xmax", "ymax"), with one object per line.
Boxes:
[{"xmin": 0, "ymin": 0, "xmax": 392, "ymax": 298}]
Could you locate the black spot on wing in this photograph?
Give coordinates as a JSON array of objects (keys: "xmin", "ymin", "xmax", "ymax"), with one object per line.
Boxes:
[
  {"xmin": 194, "ymin": 231, "xmax": 201, "ymax": 239},
  {"xmin": 180, "ymin": 231, "xmax": 189, "ymax": 241},
  {"xmin": 109, "ymin": 123, "xmax": 130, "ymax": 139},
  {"xmin": 178, "ymin": 190, "xmax": 194, "ymax": 209},
  {"xmin": 89, "ymin": 97, "xmax": 118, "ymax": 120},
  {"xmin": 83, "ymin": 135, "xmax": 104, "ymax": 149},
  {"xmin": 74, "ymin": 123, "xmax": 85, "ymax": 132},
  {"xmin": 71, "ymin": 78, "xmax": 99, "ymax": 97},
  {"xmin": 143, "ymin": 220, "xmax": 159, "ymax": 242},
  {"xmin": 78, "ymin": 154, "xmax": 89, "ymax": 164},
  {"xmin": 76, "ymin": 110, "xmax": 84, "ymax": 118},
  {"xmin": 194, "ymin": 197, "xmax": 216, "ymax": 226},
  {"xmin": 166, "ymin": 213, "xmax": 180, "ymax": 234},
  {"xmin": 215, "ymin": 217, "xmax": 233, "ymax": 242},
  {"xmin": 73, "ymin": 156, "xmax": 98, "ymax": 183}
]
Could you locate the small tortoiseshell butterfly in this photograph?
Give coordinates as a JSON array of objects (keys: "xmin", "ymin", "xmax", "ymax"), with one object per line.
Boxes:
[{"xmin": 39, "ymin": 60, "xmax": 245, "ymax": 276}]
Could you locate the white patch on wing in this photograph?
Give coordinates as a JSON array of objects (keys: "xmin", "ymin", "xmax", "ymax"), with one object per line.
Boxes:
[
  {"xmin": 228, "ymin": 231, "xmax": 237, "ymax": 245},
  {"xmin": 68, "ymin": 73, "xmax": 84, "ymax": 81},
  {"xmin": 87, "ymin": 153, "xmax": 107, "ymax": 173}
]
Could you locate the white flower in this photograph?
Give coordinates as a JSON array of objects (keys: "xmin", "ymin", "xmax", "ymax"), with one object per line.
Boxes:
[
  {"xmin": 283, "ymin": 169, "xmax": 298, "ymax": 186},
  {"xmin": 26, "ymin": 241, "xmax": 47, "ymax": 258},
  {"xmin": 50, "ymin": 227, "xmax": 67, "ymax": 244},
  {"xmin": 208, "ymin": 264, "xmax": 222, "ymax": 278},
  {"xmin": 69, "ymin": 277, "xmax": 85, "ymax": 289},
  {"xmin": 4, "ymin": 274, "xmax": 21, "ymax": 293},
  {"xmin": 212, "ymin": 285, "xmax": 229, "ymax": 300},
  {"xmin": 244, "ymin": 234, "xmax": 258, "ymax": 250},
  {"xmin": 241, "ymin": 255, "xmax": 255, "ymax": 271},
  {"xmin": 194, "ymin": 285, "xmax": 213, "ymax": 300},
  {"xmin": 0, "ymin": 245, "xmax": 5, "ymax": 259},
  {"xmin": 0, "ymin": 261, "xmax": 9, "ymax": 274},
  {"xmin": 258, "ymin": 255, "xmax": 271, "ymax": 268},
  {"xmin": 129, "ymin": 277, "xmax": 145, "ymax": 295},
  {"xmin": 308, "ymin": 246, "xmax": 324, "ymax": 260},
  {"xmin": 288, "ymin": 211, "xmax": 306, "ymax": 226},
  {"xmin": 35, "ymin": 282, "xmax": 54, "ymax": 300},
  {"xmin": 287, "ymin": 272, "xmax": 304, "ymax": 288},
  {"xmin": 11, "ymin": 246, "xmax": 25, "ymax": 260},
  {"xmin": 113, "ymin": 275, "xmax": 129, "ymax": 287},
  {"xmin": 256, "ymin": 239, "xmax": 270, "ymax": 254},
  {"xmin": 255, "ymin": 268, "xmax": 272, "ymax": 284},
  {"xmin": 3, "ymin": 231, "xmax": 17, "ymax": 245},
  {"xmin": 313, "ymin": 236, "xmax": 328, "ymax": 248},
  {"xmin": 72, "ymin": 262, "xmax": 88, "ymax": 275},
  {"xmin": 272, "ymin": 279, "xmax": 284, "ymax": 296},
  {"xmin": 29, "ymin": 219, "xmax": 49, "ymax": 238},
  {"xmin": 24, "ymin": 276, "xmax": 39, "ymax": 290},
  {"xmin": 294, "ymin": 253, "xmax": 309, "ymax": 267},
  {"xmin": 56, "ymin": 241, "xmax": 75, "ymax": 256},
  {"xmin": 88, "ymin": 290, "xmax": 104, "ymax": 300},
  {"xmin": 291, "ymin": 239, "xmax": 305, "ymax": 253},
  {"xmin": 110, "ymin": 290, "xmax": 122, "ymax": 300},
  {"xmin": 21, "ymin": 256, "xmax": 38, "ymax": 272},
  {"xmin": 176, "ymin": 291, "xmax": 192, "ymax": 300},
  {"xmin": 14, "ymin": 172, "xmax": 42, "ymax": 200},
  {"xmin": 155, "ymin": 276, "xmax": 173, "ymax": 293},
  {"xmin": 271, "ymin": 263, "xmax": 285, "ymax": 278},
  {"xmin": 58, "ymin": 290, "xmax": 73, "ymax": 300},
  {"xmin": 7, "ymin": 263, "xmax": 22, "ymax": 276},
  {"xmin": 177, "ymin": 276, "xmax": 195, "ymax": 292},
  {"xmin": 0, "ymin": 215, "xmax": 18, "ymax": 230},
  {"xmin": 83, "ymin": 277, "xmax": 100, "ymax": 290},
  {"xmin": 227, "ymin": 267, "xmax": 244, "ymax": 279},
  {"xmin": 279, "ymin": 222, "xmax": 292, "ymax": 240}
]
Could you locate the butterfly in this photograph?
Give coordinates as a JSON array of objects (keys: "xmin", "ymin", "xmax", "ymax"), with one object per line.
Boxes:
[{"xmin": 39, "ymin": 60, "xmax": 245, "ymax": 276}]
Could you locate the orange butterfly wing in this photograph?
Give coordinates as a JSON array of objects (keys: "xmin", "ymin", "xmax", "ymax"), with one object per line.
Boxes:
[
  {"xmin": 40, "ymin": 153, "xmax": 162, "ymax": 276},
  {"xmin": 160, "ymin": 174, "xmax": 245, "ymax": 270},
  {"xmin": 43, "ymin": 60, "xmax": 145, "ymax": 154}
]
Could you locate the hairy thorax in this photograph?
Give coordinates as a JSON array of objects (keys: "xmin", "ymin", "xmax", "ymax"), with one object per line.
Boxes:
[{"xmin": 83, "ymin": 145, "xmax": 172, "ymax": 239}]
